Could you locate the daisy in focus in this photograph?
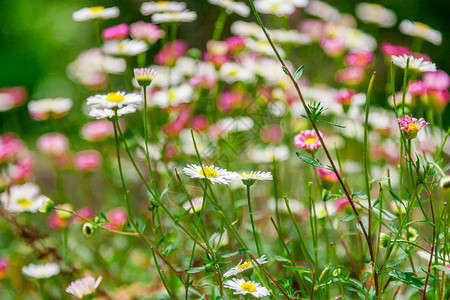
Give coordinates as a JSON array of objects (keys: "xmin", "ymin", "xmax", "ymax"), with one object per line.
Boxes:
[
  {"xmin": 294, "ymin": 130, "xmax": 323, "ymax": 152},
  {"xmin": 183, "ymin": 164, "xmax": 235, "ymax": 185},
  {"xmin": 0, "ymin": 183, "xmax": 47, "ymax": 213},
  {"xmin": 66, "ymin": 276, "xmax": 102, "ymax": 299},
  {"xmin": 397, "ymin": 114, "xmax": 429, "ymax": 139},
  {"xmin": 22, "ymin": 263, "xmax": 60, "ymax": 279},
  {"xmin": 392, "ymin": 54, "xmax": 437, "ymax": 72},
  {"xmin": 224, "ymin": 278, "xmax": 270, "ymax": 298},
  {"xmin": 134, "ymin": 68, "xmax": 156, "ymax": 87},
  {"xmin": 223, "ymin": 255, "xmax": 268, "ymax": 277},
  {"xmin": 234, "ymin": 171, "xmax": 273, "ymax": 186},
  {"xmin": 86, "ymin": 91, "xmax": 143, "ymax": 119},
  {"xmin": 73, "ymin": 6, "xmax": 119, "ymax": 21}
]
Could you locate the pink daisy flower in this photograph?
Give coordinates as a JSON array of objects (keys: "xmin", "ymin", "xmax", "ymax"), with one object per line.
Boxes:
[
  {"xmin": 294, "ymin": 130, "xmax": 323, "ymax": 152},
  {"xmin": 396, "ymin": 114, "xmax": 429, "ymax": 139}
]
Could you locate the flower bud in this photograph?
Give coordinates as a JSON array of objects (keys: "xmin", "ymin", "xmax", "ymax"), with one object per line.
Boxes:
[
  {"xmin": 39, "ymin": 196, "xmax": 54, "ymax": 213},
  {"xmin": 440, "ymin": 176, "xmax": 450, "ymax": 190},
  {"xmin": 380, "ymin": 233, "xmax": 391, "ymax": 248},
  {"xmin": 82, "ymin": 223, "xmax": 95, "ymax": 237}
]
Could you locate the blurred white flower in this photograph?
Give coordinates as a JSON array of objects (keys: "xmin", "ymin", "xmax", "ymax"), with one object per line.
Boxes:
[
  {"xmin": 140, "ymin": 1, "xmax": 187, "ymax": 15},
  {"xmin": 305, "ymin": 0, "xmax": 340, "ymax": 22},
  {"xmin": 219, "ymin": 62, "xmax": 255, "ymax": 83},
  {"xmin": 152, "ymin": 84, "xmax": 194, "ymax": 108},
  {"xmin": 66, "ymin": 276, "xmax": 102, "ymax": 299},
  {"xmin": 152, "ymin": 10, "xmax": 198, "ymax": 23},
  {"xmin": 399, "ymin": 20, "xmax": 442, "ymax": 46},
  {"xmin": 1, "ymin": 183, "xmax": 47, "ymax": 213},
  {"xmin": 355, "ymin": 3, "xmax": 396, "ymax": 28},
  {"xmin": 22, "ymin": 263, "xmax": 60, "ymax": 279},
  {"xmin": 28, "ymin": 98, "xmax": 72, "ymax": 121},
  {"xmin": 209, "ymin": 0, "xmax": 250, "ymax": 17},
  {"xmin": 73, "ymin": 6, "xmax": 119, "ymax": 21},
  {"xmin": 102, "ymin": 40, "xmax": 149, "ymax": 56},
  {"xmin": 255, "ymin": 0, "xmax": 296, "ymax": 16}
]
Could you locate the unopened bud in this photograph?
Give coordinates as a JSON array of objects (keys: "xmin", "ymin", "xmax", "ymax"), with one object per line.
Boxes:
[
  {"xmin": 39, "ymin": 196, "xmax": 54, "ymax": 213},
  {"xmin": 82, "ymin": 223, "xmax": 95, "ymax": 237}
]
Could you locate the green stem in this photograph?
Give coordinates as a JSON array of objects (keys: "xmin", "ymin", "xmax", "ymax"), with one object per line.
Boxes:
[
  {"xmin": 246, "ymin": 185, "xmax": 262, "ymax": 257},
  {"xmin": 212, "ymin": 8, "xmax": 228, "ymax": 41}
]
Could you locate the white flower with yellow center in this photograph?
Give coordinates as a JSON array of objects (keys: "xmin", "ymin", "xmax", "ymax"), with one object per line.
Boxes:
[
  {"xmin": 140, "ymin": 1, "xmax": 187, "ymax": 15},
  {"xmin": 234, "ymin": 171, "xmax": 273, "ymax": 186},
  {"xmin": 223, "ymin": 255, "xmax": 268, "ymax": 277},
  {"xmin": 399, "ymin": 20, "xmax": 442, "ymax": 46},
  {"xmin": 102, "ymin": 40, "xmax": 149, "ymax": 56},
  {"xmin": 231, "ymin": 21, "xmax": 261, "ymax": 38},
  {"xmin": 1, "ymin": 183, "xmax": 47, "ymax": 213},
  {"xmin": 183, "ymin": 164, "xmax": 235, "ymax": 185},
  {"xmin": 66, "ymin": 276, "xmax": 102, "ymax": 299},
  {"xmin": 22, "ymin": 263, "xmax": 60, "ymax": 279},
  {"xmin": 224, "ymin": 278, "xmax": 270, "ymax": 298},
  {"xmin": 219, "ymin": 62, "xmax": 255, "ymax": 84},
  {"xmin": 254, "ymin": 0, "xmax": 296, "ymax": 16},
  {"xmin": 86, "ymin": 91, "xmax": 142, "ymax": 119},
  {"xmin": 305, "ymin": 0, "xmax": 340, "ymax": 22},
  {"xmin": 355, "ymin": 3, "xmax": 396, "ymax": 28},
  {"xmin": 208, "ymin": 0, "xmax": 250, "ymax": 17},
  {"xmin": 152, "ymin": 10, "xmax": 198, "ymax": 23},
  {"xmin": 73, "ymin": 6, "xmax": 119, "ymax": 21},
  {"xmin": 392, "ymin": 54, "xmax": 437, "ymax": 73},
  {"xmin": 152, "ymin": 84, "xmax": 194, "ymax": 108},
  {"xmin": 249, "ymin": 145, "xmax": 290, "ymax": 163}
]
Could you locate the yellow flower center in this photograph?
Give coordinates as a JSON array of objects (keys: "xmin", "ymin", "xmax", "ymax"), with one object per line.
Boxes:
[
  {"xmin": 168, "ymin": 89, "xmax": 176, "ymax": 101},
  {"xmin": 415, "ymin": 22, "xmax": 430, "ymax": 35},
  {"xmin": 18, "ymin": 198, "xmax": 32, "ymax": 208},
  {"xmin": 241, "ymin": 282, "xmax": 257, "ymax": 292},
  {"xmin": 305, "ymin": 137, "xmax": 316, "ymax": 144},
  {"xmin": 237, "ymin": 261, "xmax": 252, "ymax": 269},
  {"xmin": 199, "ymin": 168, "xmax": 218, "ymax": 178},
  {"xmin": 90, "ymin": 6, "xmax": 105, "ymax": 13},
  {"xmin": 106, "ymin": 92, "xmax": 125, "ymax": 102},
  {"xmin": 118, "ymin": 43, "xmax": 125, "ymax": 51},
  {"xmin": 157, "ymin": 1, "xmax": 169, "ymax": 5},
  {"xmin": 407, "ymin": 123, "xmax": 419, "ymax": 133}
]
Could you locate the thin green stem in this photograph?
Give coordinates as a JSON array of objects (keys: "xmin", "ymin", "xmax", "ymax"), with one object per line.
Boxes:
[
  {"xmin": 212, "ymin": 8, "xmax": 228, "ymax": 41},
  {"xmin": 247, "ymin": 185, "xmax": 262, "ymax": 257}
]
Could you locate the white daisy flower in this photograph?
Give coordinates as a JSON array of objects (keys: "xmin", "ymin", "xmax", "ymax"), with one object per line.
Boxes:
[
  {"xmin": 66, "ymin": 276, "xmax": 102, "ymax": 299},
  {"xmin": 219, "ymin": 62, "xmax": 255, "ymax": 84},
  {"xmin": 1, "ymin": 183, "xmax": 47, "ymax": 213},
  {"xmin": 183, "ymin": 164, "xmax": 235, "ymax": 185},
  {"xmin": 152, "ymin": 10, "xmax": 198, "ymax": 24},
  {"xmin": 223, "ymin": 255, "xmax": 268, "ymax": 277},
  {"xmin": 305, "ymin": 0, "xmax": 340, "ymax": 22},
  {"xmin": 216, "ymin": 117, "xmax": 254, "ymax": 133},
  {"xmin": 102, "ymin": 40, "xmax": 149, "ymax": 56},
  {"xmin": 208, "ymin": 0, "xmax": 250, "ymax": 17},
  {"xmin": 140, "ymin": 1, "xmax": 187, "ymax": 15},
  {"xmin": 268, "ymin": 29, "xmax": 312, "ymax": 45},
  {"xmin": 313, "ymin": 201, "xmax": 337, "ymax": 219},
  {"xmin": 182, "ymin": 196, "xmax": 204, "ymax": 213},
  {"xmin": 22, "ymin": 263, "xmax": 60, "ymax": 279},
  {"xmin": 355, "ymin": 3, "xmax": 396, "ymax": 28},
  {"xmin": 224, "ymin": 278, "xmax": 270, "ymax": 298},
  {"xmin": 392, "ymin": 54, "xmax": 437, "ymax": 72},
  {"xmin": 234, "ymin": 171, "xmax": 273, "ymax": 185},
  {"xmin": 399, "ymin": 20, "xmax": 442, "ymax": 46},
  {"xmin": 284, "ymin": 0, "xmax": 309, "ymax": 7},
  {"xmin": 28, "ymin": 98, "xmax": 72, "ymax": 121},
  {"xmin": 231, "ymin": 21, "xmax": 262, "ymax": 38},
  {"xmin": 87, "ymin": 91, "xmax": 143, "ymax": 110},
  {"xmin": 102, "ymin": 56, "xmax": 127, "ymax": 74},
  {"xmin": 245, "ymin": 39, "xmax": 286, "ymax": 58},
  {"xmin": 254, "ymin": 0, "xmax": 296, "ymax": 16},
  {"xmin": 151, "ymin": 84, "xmax": 194, "ymax": 108},
  {"xmin": 249, "ymin": 145, "xmax": 290, "ymax": 163},
  {"xmin": 336, "ymin": 27, "xmax": 377, "ymax": 51},
  {"xmin": 73, "ymin": 6, "xmax": 119, "ymax": 22},
  {"xmin": 88, "ymin": 106, "xmax": 137, "ymax": 119}
]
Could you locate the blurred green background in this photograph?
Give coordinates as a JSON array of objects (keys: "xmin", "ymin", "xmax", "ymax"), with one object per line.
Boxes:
[{"xmin": 0, "ymin": 0, "xmax": 448, "ymax": 122}]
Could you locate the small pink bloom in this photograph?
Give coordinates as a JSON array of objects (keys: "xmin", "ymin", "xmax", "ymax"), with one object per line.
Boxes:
[
  {"xmin": 316, "ymin": 167, "xmax": 339, "ymax": 188},
  {"xmin": 335, "ymin": 89, "xmax": 357, "ymax": 106},
  {"xmin": 73, "ymin": 207, "xmax": 94, "ymax": 223},
  {"xmin": 225, "ymin": 36, "xmax": 246, "ymax": 53},
  {"xmin": 188, "ymin": 74, "xmax": 217, "ymax": 88},
  {"xmin": 217, "ymin": 91, "xmax": 247, "ymax": 112},
  {"xmin": 107, "ymin": 207, "xmax": 128, "ymax": 227},
  {"xmin": 294, "ymin": 130, "xmax": 323, "ymax": 152},
  {"xmin": 428, "ymin": 89, "xmax": 450, "ymax": 107},
  {"xmin": 297, "ymin": 19, "xmax": 327, "ymax": 41},
  {"xmin": 47, "ymin": 211, "xmax": 72, "ymax": 230},
  {"xmin": 204, "ymin": 52, "xmax": 230, "ymax": 67},
  {"xmin": 381, "ymin": 43, "xmax": 411, "ymax": 57},
  {"xmin": 162, "ymin": 110, "xmax": 190, "ymax": 138},
  {"xmin": 0, "ymin": 258, "xmax": 9, "ymax": 279},
  {"xmin": 8, "ymin": 155, "xmax": 34, "ymax": 183},
  {"xmin": 0, "ymin": 87, "xmax": 27, "ymax": 108},
  {"xmin": 130, "ymin": 21, "xmax": 165, "ymax": 44},
  {"xmin": 81, "ymin": 119, "xmax": 115, "ymax": 142},
  {"xmin": 397, "ymin": 114, "xmax": 429, "ymax": 139},
  {"xmin": 336, "ymin": 67, "xmax": 365, "ymax": 85},
  {"xmin": 102, "ymin": 23, "xmax": 129, "ymax": 41},
  {"xmin": 37, "ymin": 133, "xmax": 69, "ymax": 157},
  {"xmin": 190, "ymin": 115, "xmax": 208, "ymax": 132},
  {"xmin": 423, "ymin": 70, "xmax": 450, "ymax": 91},
  {"xmin": 260, "ymin": 124, "xmax": 284, "ymax": 144},
  {"xmin": 320, "ymin": 38, "xmax": 345, "ymax": 57},
  {"xmin": 408, "ymin": 81, "xmax": 427, "ymax": 96},
  {"xmin": 335, "ymin": 197, "xmax": 350, "ymax": 211},
  {"xmin": 155, "ymin": 40, "xmax": 188, "ymax": 66},
  {"xmin": 73, "ymin": 150, "xmax": 102, "ymax": 172},
  {"xmin": 0, "ymin": 134, "xmax": 25, "ymax": 163},
  {"xmin": 345, "ymin": 51, "xmax": 374, "ymax": 68},
  {"xmin": 163, "ymin": 142, "xmax": 178, "ymax": 158}
]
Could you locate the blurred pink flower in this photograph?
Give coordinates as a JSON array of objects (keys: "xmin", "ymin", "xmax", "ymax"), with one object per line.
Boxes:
[
  {"xmin": 72, "ymin": 207, "xmax": 94, "ymax": 223},
  {"xmin": 408, "ymin": 81, "xmax": 427, "ymax": 96},
  {"xmin": 335, "ymin": 89, "xmax": 357, "ymax": 107},
  {"xmin": 345, "ymin": 51, "xmax": 374, "ymax": 68},
  {"xmin": 336, "ymin": 67, "xmax": 365, "ymax": 85},
  {"xmin": 73, "ymin": 150, "xmax": 102, "ymax": 172},
  {"xmin": 47, "ymin": 211, "xmax": 72, "ymax": 230},
  {"xmin": 320, "ymin": 38, "xmax": 345, "ymax": 57},
  {"xmin": 335, "ymin": 197, "xmax": 350, "ymax": 211},
  {"xmin": 0, "ymin": 134, "xmax": 25, "ymax": 163},
  {"xmin": 155, "ymin": 40, "xmax": 188, "ymax": 66},
  {"xmin": 204, "ymin": 52, "xmax": 230, "ymax": 67},
  {"xmin": 0, "ymin": 258, "xmax": 9, "ymax": 279},
  {"xmin": 162, "ymin": 110, "xmax": 190, "ymax": 138},
  {"xmin": 130, "ymin": 21, "xmax": 164, "ymax": 44},
  {"xmin": 297, "ymin": 19, "xmax": 327, "ymax": 41},
  {"xmin": 423, "ymin": 70, "xmax": 450, "ymax": 91},
  {"xmin": 81, "ymin": 119, "xmax": 115, "ymax": 142},
  {"xmin": 0, "ymin": 87, "xmax": 27, "ymax": 111},
  {"xmin": 105, "ymin": 207, "xmax": 127, "ymax": 230},
  {"xmin": 190, "ymin": 115, "xmax": 208, "ymax": 132},
  {"xmin": 217, "ymin": 91, "xmax": 247, "ymax": 112},
  {"xmin": 260, "ymin": 124, "xmax": 284, "ymax": 144},
  {"xmin": 294, "ymin": 130, "xmax": 323, "ymax": 152},
  {"xmin": 102, "ymin": 23, "xmax": 129, "ymax": 40},
  {"xmin": 316, "ymin": 167, "xmax": 339, "ymax": 187},
  {"xmin": 37, "ymin": 133, "xmax": 69, "ymax": 157},
  {"xmin": 8, "ymin": 155, "xmax": 34, "ymax": 183},
  {"xmin": 188, "ymin": 74, "xmax": 217, "ymax": 89},
  {"xmin": 381, "ymin": 43, "xmax": 411, "ymax": 57},
  {"xmin": 225, "ymin": 36, "xmax": 246, "ymax": 53}
]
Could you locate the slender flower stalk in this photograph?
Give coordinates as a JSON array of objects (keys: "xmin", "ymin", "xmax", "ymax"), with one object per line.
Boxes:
[{"xmin": 246, "ymin": 184, "xmax": 262, "ymax": 257}]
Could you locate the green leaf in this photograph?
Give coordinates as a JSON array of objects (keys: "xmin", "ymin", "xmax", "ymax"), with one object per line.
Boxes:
[
  {"xmin": 284, "ymin": 266, "xmax": 311, "ymax": 273},
  {"xmin": 273, "ymin": 256, "xmax": 291, "ymax": 263},
  {"xmin": 372, "ymin": 207, "xmax": 397, "ymax": 221},
  {"xmin": 185, "ymin": 266, "xmax": 206, "ymax": 274},
  {"xmin": 389, "ymin": 190, "xmax": 405, "ymax": 207},
  {"xmin": 296, "ymin": 152, "xmax": 325, "ymax": 168},
  {"xmin": 293, "ymin": 65, "xmax": 304, "ymax": 81},
  {"xmin": 209, "ymin": 231, "xmax": 221, "ymax": 249},
  {"xmin": 342, "ymin": 214, "xmax": 357, "ymax": 222},
  {"xmin": 353, "ymin": 192, "xmax": 368, "ymax": 200},
  {"xmin": 432, "ymin": 265, "xmax": 450, "ymax": 273}
]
